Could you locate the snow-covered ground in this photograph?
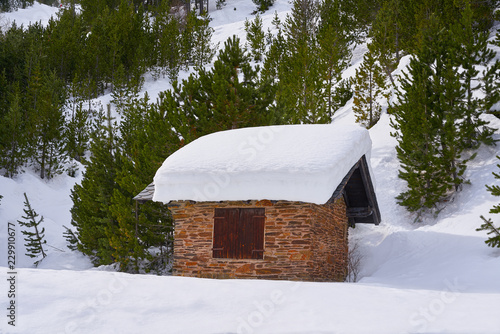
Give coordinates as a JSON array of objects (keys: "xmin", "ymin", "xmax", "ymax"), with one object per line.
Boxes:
[
  {"xmin": 0, "ymin": 2, "xmax": 59, "ymax": 29},
  {"xmin": 1, "ymin": 2, "xmax": 500, "ymax": 333}
]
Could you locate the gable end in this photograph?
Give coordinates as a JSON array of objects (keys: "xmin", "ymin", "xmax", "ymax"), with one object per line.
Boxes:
[{"xmin": 328, "ymin": 155, "xmax": 381, "ymax": 226}]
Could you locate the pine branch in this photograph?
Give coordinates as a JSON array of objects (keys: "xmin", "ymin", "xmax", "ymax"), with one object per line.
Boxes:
[
  {"xmin": 478, "ymin": 216, "xmax": 500, "ymax": 248},
  {"xmin": 63, "ymin": 225, "xmax": 79, "ymax": 251}
]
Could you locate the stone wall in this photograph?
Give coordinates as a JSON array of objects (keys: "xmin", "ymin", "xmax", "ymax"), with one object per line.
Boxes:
[
  {"xmin": 168, "ymin": 197, "xmax": 348, "ymax": 282},
  {"xmin": 310, "ymin": 200, "xmax": 348, "ymax": 281}
]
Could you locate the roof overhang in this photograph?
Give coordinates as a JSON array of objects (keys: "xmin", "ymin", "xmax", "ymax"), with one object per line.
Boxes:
[{"xmin": 327, "ymin": 155, "xmax": 381, "ymax": 226}]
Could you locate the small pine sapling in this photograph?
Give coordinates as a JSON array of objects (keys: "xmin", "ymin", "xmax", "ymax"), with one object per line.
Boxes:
[
  {"xmin": 477, "ymin": 156, "xmax": 500, "ymax": 248},
  {"xmin": 17, "ymin": 193, "xmax": 47, "ymax": 266}
]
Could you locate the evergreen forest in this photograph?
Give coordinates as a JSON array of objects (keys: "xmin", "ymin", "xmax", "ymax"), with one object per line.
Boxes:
[{"xmin": 1, "ymin": 0, "xmax": 500, "ymax": 273}]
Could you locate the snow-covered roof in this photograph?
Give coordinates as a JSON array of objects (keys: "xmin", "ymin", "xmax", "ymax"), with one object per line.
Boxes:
[{"xmin": 153, "ymin": 124, "xmax": 372, "ymax": 205}]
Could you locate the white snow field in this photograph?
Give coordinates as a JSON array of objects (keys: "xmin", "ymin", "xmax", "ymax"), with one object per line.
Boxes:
[
  {"xmin": 1, "ymin": 2, "xmax": 500, "ymax": 334},
  {"xmin": 0, "ymin": 2, "xmax": 59, "ymax": 29}
]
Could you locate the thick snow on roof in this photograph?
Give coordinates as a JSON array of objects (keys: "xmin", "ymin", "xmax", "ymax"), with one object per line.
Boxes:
[{"xmin": 153, "ymin": 124, "xmax": 372, "ymax": 204}]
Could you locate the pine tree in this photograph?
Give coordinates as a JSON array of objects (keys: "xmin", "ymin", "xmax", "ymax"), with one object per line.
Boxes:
[
  {"xmin": 317, "ymin": 0, "xmax": 354, "ymax": 117},
  {"xmin": 70, "ymin": 105, "xmax": 121, "ymax": 265},
  {"xmin": 153, "ymin": 0, "xmax": 182, "ymax": 82},
  {"xmin": 0, "ymin": 0, "xmax": 8, "ymax": 11},
  {"xmin": 262, "ymin": 12, "xmax": 286, "ymax": 83},
  {"xmin": 111, "ymin": 63, "xmax": 142, "ymax": 115},
  {"xmin": 278, "ymin": 0, "xmax": 327, "ymax": 123},
  {"xmin": 452, "ymin": 1, "xmax": 496, "ymax": 148},
  {"xmin": 482, "ymin": 58, "xmax": 500, "ymax": 119},
  {"xmin": 0, "ymin": 23, "xmax": 27, "ymax": 86},
  {"xmin": 79, "ymin": 8, "xmax": 109, "ymax": 97},
  {"xmin": 0, "ymin": 69, "xmax": 8, "ymax": 119},
  {"xmin": 131, "ymin": 96, "xmax": 178, "ymax": 272},
  {"xmin": 163, "ymin": 35, "xmax": 276, "ymax": 142},
  {"xmin": 70, "ymin": 96, "xmax": 177, "ymax": 272},
  {"xmin": 64, "ymin": 75, "xmax": 92, "ymax": 163},
  {"xmin": 80, "ymin": 0, "xmax": 124, "ymax": 24},
  {"xmin": 369, "ymin": 0, "xmax": 412, "ymax": 86},
  {"xmin": 44, "ymin": 6, "xmax": 85, "ymax": 83},
  {"xmin": 471, "ymin": 0, "xmax": 499, "ymax": 32},
  {"xmin": 0, "ymin": 82, "xmax": 27, "ymax": 177},
  {"xmin": 17, "ymin": 192, "xmax": 47, "ymax": 267},
  {"xmin": 244, "ymin": 14, "xmax": 266, "ymax": 62},
  {"xmin": 391, "ymin": 50, "xmax": 448, "ymax": 212},
  {"xmin": 181, "ymin": 11, "xmax": 217, "ymax": 68},
  {"xmin": 23, "ymin": 51, "xmax": 43, "ymax": 160},
  {"xmin": 104, "ymin": 95, "xmax": 178, "ymax": 272},
  {"xmin": 391, "ymin": 14, "xmax": 471, "ymax": 215},
  {"xmin": 30, "ymin": 70, "xmax": 68, "ymax": 179},
  {"xmin": 0, "ymin": 0, "xmax": 34, "ymax": 12},
  {"xmin": 108, "ymin": 96, "xmax": 154, "ymax": 272},
  {"xmin": 477, "ymin": 155, "xmax": 500, "ymax": 248},
  {"xmin": 376, "ymin": 0, "xmax": 420, "ymax": 55},
  {"xmin": 352, "ymin": 49, "xmax": 390, "ymax": 128}
]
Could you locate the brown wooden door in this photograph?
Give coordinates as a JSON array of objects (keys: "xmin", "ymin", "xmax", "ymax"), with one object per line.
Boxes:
[{"xmin": 213, "ymin": 208, "xmax": 265, "ymax": 259}]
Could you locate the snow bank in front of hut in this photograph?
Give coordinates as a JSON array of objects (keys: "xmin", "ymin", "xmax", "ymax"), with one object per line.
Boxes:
[{"xmin": 153, "ymin": 124, "xmax": 372, "ymax": 204}]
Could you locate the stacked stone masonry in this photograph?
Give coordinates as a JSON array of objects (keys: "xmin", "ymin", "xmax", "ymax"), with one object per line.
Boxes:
[{"xmin": 168, "ymin": 198, "xmax": 349, "ymax": 282}]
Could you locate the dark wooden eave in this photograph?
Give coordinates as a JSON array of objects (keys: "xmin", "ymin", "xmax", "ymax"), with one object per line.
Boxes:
[
  {"xmin": 133, "ymin": 182, "xmax": 155, "ymax": 203},
  {"xmin": 327, "ymin": 155, "xmax": 381, "ymax": 226}
]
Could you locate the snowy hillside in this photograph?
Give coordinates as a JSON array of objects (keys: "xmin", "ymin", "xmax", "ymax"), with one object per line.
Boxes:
[{"xmin": 1, "ymin": 2, "xmax": 500, "ymax": 333}]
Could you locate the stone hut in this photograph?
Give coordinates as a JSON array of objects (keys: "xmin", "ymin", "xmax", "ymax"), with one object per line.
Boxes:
[{"xmin": 136, "ymin": 124, "xmax": 380, "ymax": 282}]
